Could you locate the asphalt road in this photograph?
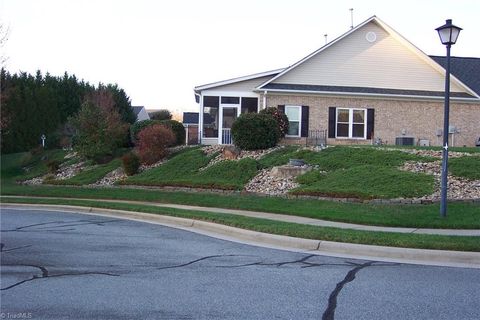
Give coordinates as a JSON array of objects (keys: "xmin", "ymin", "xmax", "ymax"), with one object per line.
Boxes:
[{"xmin": 1, "ymin": 207, "xmax": 479, "ymax": 320}]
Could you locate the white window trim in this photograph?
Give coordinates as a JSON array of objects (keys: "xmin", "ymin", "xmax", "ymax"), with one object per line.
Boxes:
[
  {"xmin": 285, "ymin": 105, "xmax": 302, "ymax": 138},
  {"xmin": 335, "ymin": 108, "xmax": 367, "ymax": 139}
]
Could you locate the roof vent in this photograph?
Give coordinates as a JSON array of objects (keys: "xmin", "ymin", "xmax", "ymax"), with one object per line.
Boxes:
[{"xmin": 366, "ymin": 31, "xmax": 377, "ymax": 43}]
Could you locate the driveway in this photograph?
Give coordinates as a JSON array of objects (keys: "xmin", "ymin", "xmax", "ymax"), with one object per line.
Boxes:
[{"xmin": 1, "ymin": 208, "xmax": 479, "ymax": 319}]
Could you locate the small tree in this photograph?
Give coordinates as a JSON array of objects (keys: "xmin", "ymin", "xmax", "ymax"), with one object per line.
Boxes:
[
  {"xmin": 70, "ymin": 97, "xmax": 128, "ymax": 162},
  {"xmin": 150, "ymin": 109, "xmax": 172, "ymax": 121},
  {"xmin": 122, "ymin": 152, "xmax": 140, "ymax": 176},
  {"xmin": 136, "ymin": 124, "xmax": 175, "ymax": 165},
  {"xmin": 260, "ymin": 107, "xmax": 289, "ymax": 138}
]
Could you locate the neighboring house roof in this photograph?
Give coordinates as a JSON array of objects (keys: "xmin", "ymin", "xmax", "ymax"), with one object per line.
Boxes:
[
  {"xmin": 132, "ymin": 106, "xmax": 150, "ymax": 122},
  {"xmin": 132, "ymin": 106, "xmax": 144, "ymax": 116},
  {"xmin": 183, "ymin": 112, "xmax": 199, "ymax": 125},
  {"xmin": 429, "ymin": 56, "xmax": 480, "ymax": 96}
]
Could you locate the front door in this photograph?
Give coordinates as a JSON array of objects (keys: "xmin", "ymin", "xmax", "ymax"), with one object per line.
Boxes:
[{"xmin": 222, "ymin": 107, "xmax": 237, "ymax": 144}]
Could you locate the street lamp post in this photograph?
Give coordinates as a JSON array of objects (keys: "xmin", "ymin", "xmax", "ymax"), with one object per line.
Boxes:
[{"xmin": 435, "ymin": 19, "xmax": 462, "ymax": 218}]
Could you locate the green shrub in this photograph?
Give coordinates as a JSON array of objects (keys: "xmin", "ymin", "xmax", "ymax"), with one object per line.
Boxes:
[
  {"xmin": 259, "ymin": 107, "xmax": 289, "ymax": 138},
  {"xmin": 231, "ymin": 113, "xmax": 280, "ymax": 150},
  {"xmin": 46, "ymin": 159, "xmax": 61, "ymax": 173},
  {"xmin": 149, "ymin": 109, "xmax": 172, "ymax": 121},
  {"xmin": 136, "ymin": 124, "xmax": 176, "ymax": 165},
  {"xmin": 122, "ymin": 152, "xmax": 140, "ymax": 176},
  {"xmin": 158, "ymin": 120, "xmax": 185, "ymax": 146}
]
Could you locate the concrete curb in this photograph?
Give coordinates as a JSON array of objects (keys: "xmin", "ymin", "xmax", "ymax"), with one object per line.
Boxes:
[
  {"xmin": 3, "ymin": 195, "xmax": 479, "ymax": 236},
  {"xmin": 2, "ymin": 203, "xmax": 479, "ymax": 269}
]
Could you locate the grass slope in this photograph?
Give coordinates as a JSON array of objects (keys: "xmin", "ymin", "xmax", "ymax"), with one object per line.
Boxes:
[{"xmin": 449, "ymin": 156, "xmax": 480, "ymax": 180}]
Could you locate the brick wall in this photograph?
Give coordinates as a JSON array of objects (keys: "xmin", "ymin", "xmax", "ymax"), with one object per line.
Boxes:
[{"xmin": 261, "ymin": 93, "xmax": 480, "ymax": 147}]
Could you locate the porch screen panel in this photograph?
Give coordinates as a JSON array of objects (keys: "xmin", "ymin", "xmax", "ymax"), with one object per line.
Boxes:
[
  {"xmin": 241, "ymin": 97, "xmax": 258, "ymax": 114},
  {"xmin": 203, "ymin": 96, "xmax": 219, "ymax": 138}
]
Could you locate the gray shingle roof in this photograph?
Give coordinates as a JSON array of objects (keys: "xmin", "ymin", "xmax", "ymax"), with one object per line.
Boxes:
[
  {"xmin": 429, "ymin": 56, "xmax": 480, "ymax": 96},
  {"xmin": 261, "ymin": 83, "xmax": 476, "ymax": 98},
  {"xmin": 132, "ymin": 106, "xmax": 144, "ymax": 116}
]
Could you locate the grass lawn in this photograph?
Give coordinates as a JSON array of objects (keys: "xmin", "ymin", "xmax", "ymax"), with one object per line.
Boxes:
[
  {"xmin": 2, "ymin": 146, "xmax": 479, "ymax": 231},
  {"xmin": 449, "ymin": 156, "xmax": 480, "ymax": 180},
  {"xmin": 294, "ymin": 165, "xmax": 434, "ymax": 199},
  {"xmin": 124, "ymin": 148, "xmax": 259, "ymax": 190},
  {"xmin": 3, "ymin": 196, "xmax": 479, "ymax": 252},
  {"xmin": 259, "ymin": 146, "xmax": 438, "ymax": 199},
  {"xmin": 49, "ymin": 159, "xmax": 122, "ymax": 185},
  {"xmin": 2, "ymin": 184, "xmax": 479, "ymax": 229}
]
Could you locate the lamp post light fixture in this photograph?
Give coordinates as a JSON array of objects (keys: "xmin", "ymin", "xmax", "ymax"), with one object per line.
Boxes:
[{"xmin": 435, "ymin": 19, "xmax": 462, "ymax": 217}]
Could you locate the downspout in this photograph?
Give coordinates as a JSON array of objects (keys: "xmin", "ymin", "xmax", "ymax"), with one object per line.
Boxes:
[
  {"xmin": 263, "ymin": 90, "xmax": 268, "ymax": 110},
  {"xmin": 198, "ymin": 93, "xmax": 203, "ymax": 145}
]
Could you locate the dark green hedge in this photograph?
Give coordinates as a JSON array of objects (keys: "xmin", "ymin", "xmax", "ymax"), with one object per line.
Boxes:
[{"xmin": 231, "ymin": 113, "xmax": 280, "ymax": 150}]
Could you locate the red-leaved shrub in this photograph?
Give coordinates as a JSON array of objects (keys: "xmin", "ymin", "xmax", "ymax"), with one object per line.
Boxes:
[{"xmin": 136, "ymin": 124, "xmax": 175, "ymax": 165}]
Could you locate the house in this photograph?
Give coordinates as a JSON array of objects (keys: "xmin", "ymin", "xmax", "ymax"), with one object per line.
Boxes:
[
  {"xmin": 132, "ymin": 106, "xmax": 150, "ymax": 122},
  {"xmin": 194, "ymin": 16, "xmax": 480, "ymax": 147},
  {"xmin": 182, "ymin": 112, "xmax": 199, "ymax": 145}
]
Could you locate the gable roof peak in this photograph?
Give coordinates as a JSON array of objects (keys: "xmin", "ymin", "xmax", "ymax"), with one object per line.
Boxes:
[{"xmin": 257, "ymin": 15, "xmax": 384, "ymax": 89}]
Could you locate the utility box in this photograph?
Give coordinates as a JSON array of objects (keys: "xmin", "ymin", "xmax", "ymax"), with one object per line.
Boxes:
[{"xmin": 418, "ymin": 139, "xmax": 430, "ymax": 147}]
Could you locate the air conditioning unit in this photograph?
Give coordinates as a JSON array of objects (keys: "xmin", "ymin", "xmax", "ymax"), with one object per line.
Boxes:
[{"xmin": 395, "ymin": 137, "xmax": 415, "ymax": 146}]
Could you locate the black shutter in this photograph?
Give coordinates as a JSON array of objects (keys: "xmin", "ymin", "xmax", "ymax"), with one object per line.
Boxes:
[
  {"xmin": 301, "ymin": 106, "xmax": 309, "ymax": 137},
  {"xmin": 367, "ymin": 108, "xmax": 375, "ymax": 140},
  {"xmin": 328, "ymin": 107, "xmax": 336, "ymax": 138},
  {"xmin": 277, "ymin": 105, "xmax": 285, "ymax": 113}
]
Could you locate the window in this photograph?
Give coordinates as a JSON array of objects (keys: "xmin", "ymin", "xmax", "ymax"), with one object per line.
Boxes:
[
  {"xmin": 241, "ymin": 97, "xmax": 258, "ymax": 114},
  {"xmin": 285, "ymin": 106, "xmax": 301, "ymax": 137},
  {"xmin": 336, "ymin": 108, "xmax": 366, "ymax": 139},
  {"xmin": 221, "ymin": 96, "xmax": 240, "ymax": 104},
  {"xmin": 203, "ymin": 96, "xmax": 219, "ymax": 138}
]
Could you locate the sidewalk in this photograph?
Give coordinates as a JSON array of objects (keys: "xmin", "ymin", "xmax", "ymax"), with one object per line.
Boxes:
[
  {"xmin": 1, "ymin": 197, "xmax": 479, "ymax": 269},
  {"xmin": 2, "ymin": 195, "xmax": 479, "ymax": 236}
]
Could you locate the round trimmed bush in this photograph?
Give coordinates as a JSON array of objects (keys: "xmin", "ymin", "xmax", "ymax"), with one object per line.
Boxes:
[
  {"xmin": 231, "ymin": 113, "xmax": 280, "ymax": 150},
  {"xmin": 259, "ymin": 107, "xmax": 289, "ymax": 138}
]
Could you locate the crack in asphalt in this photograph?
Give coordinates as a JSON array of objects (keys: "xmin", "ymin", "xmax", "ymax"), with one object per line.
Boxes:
[
  {"xmin": 321, "ymin": 261, "xmax": 399, "ymax": 320},
  {"xmin": 322, "ymin": 261, "xmax": 374, "ymax": 320},
  {"xmin": 1, "ymin": 264, "xmax": 119, "ymax": 291},
  {"xmin": 157, "ymin": 254, "xmax": 248, "ymax": 270},
  {"xmin": 1, "ymin": 219, "xmax": 119, "ymax": 232},
  {"xmin": 0, "ymin": 243, "xmax": 33, "ymax": 252},
  {"xmin": 158, "ymin": 254, "xmax": 400, "ymax": 320}
]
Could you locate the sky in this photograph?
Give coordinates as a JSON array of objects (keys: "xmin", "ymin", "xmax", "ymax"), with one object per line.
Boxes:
[{"xmin": 1, "ymin": 0, "xmax": 479, "ymax": 114}]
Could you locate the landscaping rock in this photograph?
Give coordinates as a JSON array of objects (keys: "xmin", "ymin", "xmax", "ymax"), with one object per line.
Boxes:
[
  {"xmin": 222, "ymin": 145, "xmax": 241, "ymax": 160},
  {"xmin": 400, "ymin": 160, "xmax": 480, "ymax": 201}
]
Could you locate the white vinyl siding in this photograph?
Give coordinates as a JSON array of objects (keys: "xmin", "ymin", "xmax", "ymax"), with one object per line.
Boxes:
[
  {"xmin": 285, "ymin": 105, "xmax": 301, "ymax": 137},
  {"xmin": 206, "ymin": 75, "xmax": 274, "ymax": 92},
  {"xmin": 336, "ymin": 108, "xmax": 366, "ymax": 139},
  {"xmin": 272, "ymin": 21, "xmax": 465, "ymax": 94}
]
